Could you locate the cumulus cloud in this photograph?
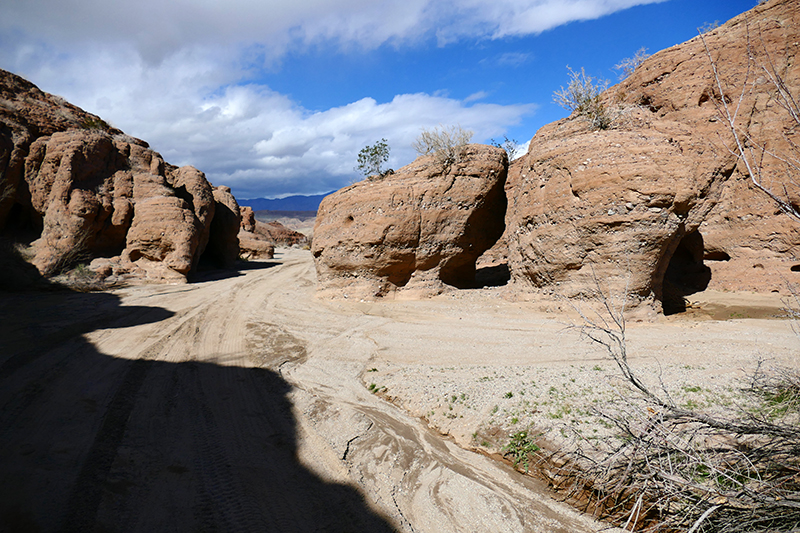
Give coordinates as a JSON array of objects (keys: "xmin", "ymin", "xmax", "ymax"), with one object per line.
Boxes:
[
  {"xmin": 3, "ymin": 44, "xmax": 533, "ymax": 198},
  {"xmin": 2, "ymin": 0, "xmax": 667, "ymax": 62},
  {"xmin": 0, "ymin": 0, "xmax": 663, "ymax": 197}
]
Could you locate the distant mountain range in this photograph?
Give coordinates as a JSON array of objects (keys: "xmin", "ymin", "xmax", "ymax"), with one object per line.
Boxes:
[{"xmin": 238, "ymin": 192, "xmax": 332, "ymax": 212}]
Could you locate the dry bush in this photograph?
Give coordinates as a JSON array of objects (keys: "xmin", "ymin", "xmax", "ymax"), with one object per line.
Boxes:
[
  {"xmin": 533, "ymin": 272, "xmax": 800, "ymax": 532},
  {"xmin": 412, "ymin": 124, "xmax": 473, "ymax": 167},
  {"xmin": 614, "ymin": 47, "xmax": 650, "ymax": 80},
  {"xmin": 553, "ymin": 67, "xmax": 612, "ymax": 130},
  {"xmin": 700, "ymin": 23, "xmax": 800, "ymax": 223}
]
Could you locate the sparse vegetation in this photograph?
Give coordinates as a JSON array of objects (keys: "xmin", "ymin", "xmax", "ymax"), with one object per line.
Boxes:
[
  {"xmin": 412, "ymin": 124, "xmax": 473, "ymax": 167},
  {"xmin": 502, "ymin": 430, "xmax": 540, "ymax": 473},
  {"xmin": 545, "ymin": 272, "xmax": 800, "ymax": 532},
  {"xmin": 698, "ymin": 20, "xmax": 721, "ymax": 34},
  {"xmin": 355, "ymin": 138, "xmax": 391, "ymax": 179},
  {"xmin": 80, "ymin": 115, "xmax": 110, "ymax": 130},
  {"xmin": 613, "ymin": 47, "xmax": 649, "ymax": 80},
  {"xmin": 489, "ymin": 135, "xmax": 522, "ymax": 161},
  {"xmin": 553, "ymin": 67, "xmax": 612, "ymax": 130}
]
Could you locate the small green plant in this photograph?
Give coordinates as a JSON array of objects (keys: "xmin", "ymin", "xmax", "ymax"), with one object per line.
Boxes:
[
  {"xmin": 72, "ymin": 263, "xmax": 93, "ymax": 280},
  {"xmin": 684, "ymin": 399, "xmax": 700, "ymax": 409},
  {"xmin": 504, "ymin": 391, "xmax": 514, "ymax": 399},
  {"xmin": 503, "ymin": 430, "xmax": 541, "ymax": 472},
  {"xmin": 553, "ymin": 66, "xmax": 612, "ymax": 130},
  {"xmin": 356, "ymin": 138, "xmax": 390, "ymax": 178}
]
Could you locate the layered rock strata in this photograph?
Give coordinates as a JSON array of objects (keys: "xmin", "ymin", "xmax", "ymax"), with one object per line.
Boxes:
[
  {"xmin": 238, "ymin": 206, "xmax": 275, "ymax": 260},
  {"xmin": 0, "ymin": 69, "xmax": 240, "ymax": 283},
  {"xmin": 313, "ymin": 145, "xmax": 507, "ymax": 298},
  {"xmin": 506, "ymin": 0, "xmax": 800, "ymax": 312}
]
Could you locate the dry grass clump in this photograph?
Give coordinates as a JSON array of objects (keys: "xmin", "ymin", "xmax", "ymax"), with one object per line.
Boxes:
[{"xmin": 412, "ymin": 124, "xmax": 473, "ymax": 167}]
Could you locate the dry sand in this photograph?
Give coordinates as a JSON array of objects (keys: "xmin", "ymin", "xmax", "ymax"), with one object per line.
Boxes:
[{"xmin": 1, "ymin": 248, "xmax": 796, "ymax": 532}]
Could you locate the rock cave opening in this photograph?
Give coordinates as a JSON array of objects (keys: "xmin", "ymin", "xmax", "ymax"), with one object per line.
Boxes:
[
  {"xmin": 1, "ymin": 202, "xmax": 43, "ymax": 244},
  {"xmin": 660, "ymin": 230, "xmax": 712, "ymax": 315},
  {"xmin": 475, "ymin": 263, "xmax": 511, "ymax": 288}
]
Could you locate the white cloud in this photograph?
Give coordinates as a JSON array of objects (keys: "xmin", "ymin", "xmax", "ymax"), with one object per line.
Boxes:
[
  {"xmin": 2, "ymin": 0, "xmax": 667, "ymax": 62},
  {"xmin": 0, "ymin": 0, "xmax": 665, "ymax": 197},
  {"xmin": 3, "ymin": 44, "xmax": 534, "ymax": 198},
  {"xmin": 464, "ymin": 91, "xmax": 490, "ymax": 103}
]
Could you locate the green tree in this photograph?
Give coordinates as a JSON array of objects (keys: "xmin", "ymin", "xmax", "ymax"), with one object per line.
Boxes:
[{"xmin": 356, "ymin": 138, "xmax": 390, "ymax": 177}]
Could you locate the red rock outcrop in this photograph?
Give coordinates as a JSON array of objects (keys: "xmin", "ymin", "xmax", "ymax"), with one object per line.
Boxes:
[
  {"xmin": 313, "ymin": 144, "xmax": 507, "ymax": 298},
  {"xmin": 260, "ymin": 221, "xmax": 308, "ymax": 247},
  {"xmin": 238, "ymin": 206, "xmax": 275, "ymax": 260},
  {"xmin": 506, "ymin": 0, "xmax": 800, "ymax": 313},
  {"xmin": 0, "ymin": 69, "xmax": 242, "ymax": 283}
]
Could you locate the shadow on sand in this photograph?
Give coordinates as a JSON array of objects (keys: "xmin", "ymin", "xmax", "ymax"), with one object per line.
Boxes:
[
  {"xmin": 189, "ymin": 260, "xmax": 282, "ymax": 283},
  {"xmin": 0, "ymin": 286, "xmax": 395, "ymax": 532}
]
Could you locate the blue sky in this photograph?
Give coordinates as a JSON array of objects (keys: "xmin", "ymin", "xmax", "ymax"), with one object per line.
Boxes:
[{"xmin": 1, "ymin": 0, "xmax": 758, "ymax": 200}]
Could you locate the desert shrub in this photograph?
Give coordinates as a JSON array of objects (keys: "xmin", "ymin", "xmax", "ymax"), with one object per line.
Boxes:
[
  {"xmin": 545, "ymin": 274, "xmax": 800, "ymax": 532},
  {"xmin": 614, "ymin": 47, "xmax": 650, "ymax": 80},
  {"xmin": 412, "ymin": 124, "xmax": 473, "ymax": 167},
  {"xmin": 80, "ymin": 115, "xmax": 111, "ymax": 130},
  {"xmin": 355, "ymin": 138, "xmax": 390, "ymax": 178},
  {"xmin": 553, "ymin": 67, "xmax": 612, "ymax": 130},
  {"xmin": 490, "ymin": 135, "xmax": 522, "ymax": 161}
]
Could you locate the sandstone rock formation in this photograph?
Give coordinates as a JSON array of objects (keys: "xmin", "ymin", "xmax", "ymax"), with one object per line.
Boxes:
[
  {"xmin": 505, "ymin": 0, "xmax": 800, "ymax": 313},
  {"xmin": 238, "ymin": 206, "xmax": 275, "ymax": 260},
  {"xmin": 313, "ymin": 145, "xmax": 507, "ymax": 298},
  {"xmin": 0, "ymin": 69, "xmax": 241, "ymax": 283},
  {"xmin": 260, "ymin": 220, "xmax": 308, "ymax": 247}
]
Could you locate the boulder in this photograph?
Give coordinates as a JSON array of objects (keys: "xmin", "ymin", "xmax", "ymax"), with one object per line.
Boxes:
[
  {"xmin": 238, "ymin": 206, "xmax": 275, "ymax": 260},
  {"xmin": 260, "ymin": 221, "xmax": 308, "ymax": 247},
  {"xmin": 313, "ymin": 144, "xmax": 507, "ymax": 298},
  {"xmin": 0, "ymin": 68, "xmax": 242, "ymax": 283},
  {"xmin": 506, "ymin": 0, "xmax": 800, "ymax": 313}
]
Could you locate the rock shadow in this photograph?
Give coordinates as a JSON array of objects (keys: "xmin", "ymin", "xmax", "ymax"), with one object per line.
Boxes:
[
  {"xmin": 659, "ymin": 230, "xmax": 712, "ymax": 315},
  {"xmin": 189, "ymin": 260, "xmax": 281, "ymax": 283},
  {"xmin": 0, "ymin": 287, "xmax": 396, "ymax": 532},
  {"xmin": 474, "ymin": 263, "xmax": 511, "ymax": 288}
]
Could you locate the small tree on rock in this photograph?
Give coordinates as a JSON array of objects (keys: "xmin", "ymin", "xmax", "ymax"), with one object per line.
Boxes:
[{"xmin": 356, "ymin": 139, "xmax": 390, "ymax": 178}]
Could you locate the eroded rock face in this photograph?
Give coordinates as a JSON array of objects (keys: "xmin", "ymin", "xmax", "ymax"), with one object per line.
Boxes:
[
  {"xmin": 0, "ymin": 68, "xmax": 241, "ymax": 283},
  {"xmin": 506, "ymin": 0, "xmax": 800, "ymax": 312},
  {"xmin": 237, "ymin": 207, "xmax": 275, "ymax": 260},
  {"xmin": 313, "ymin": 144, "xmax": 507, "ymax": 298},
  {"xmin": 200, "ymin": 186, "xmax": 241, "ymax": 269},
  {"xmin": 260, "ymin": 221, "xmax": 308, "ymax": 248}
]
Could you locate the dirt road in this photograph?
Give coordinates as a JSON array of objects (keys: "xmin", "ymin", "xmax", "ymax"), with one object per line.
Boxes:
[{"xmin": 1, "ymin": 249, "xmax": 608, "ymax": 532}]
